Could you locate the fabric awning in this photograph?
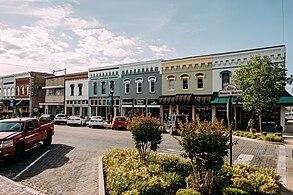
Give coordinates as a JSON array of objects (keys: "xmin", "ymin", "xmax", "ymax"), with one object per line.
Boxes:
[
  {"xmin": 278, "ymin": 90, "xmax": 293, "ymax": 106},
  {"xmin": 193, "ymin": 95, "xmax": 212, "ymax": 105},
  {"xmin": 174, "ymin": 94, "xmax": 194, "ymax": 105},
  {"xmin": 158, "ymin": 96, "xmax": 175, "ymax": 105},
  {"xmin": 210, "ymin": 92, "xmax": 238, "ymax": 104}
]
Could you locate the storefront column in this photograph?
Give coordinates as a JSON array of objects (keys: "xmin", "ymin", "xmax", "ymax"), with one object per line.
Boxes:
[
  {"xmin": 280, "ymin": 106, "xmax": 285, "ymax": 129},
  {"xmin": 160, "ymin": 106, "xmax": 164, "ymax": 123},
  {"xmin": 212, "ymin": 105, "xmax": 216, "ymax": 122},
  {"xmin": 192, "ymin": 105, "xmax": 195, "ymax": 121},
  {"xmin": 176, "ymin": 105, "xmax": 179, "ymax": 115},
  {"xmin": 95, "ymin": 107, "xmax": 98, "ymax": 116},
  {"xmin": 168, "ymin": 105, "xmax": 172, "ymax": 116}
]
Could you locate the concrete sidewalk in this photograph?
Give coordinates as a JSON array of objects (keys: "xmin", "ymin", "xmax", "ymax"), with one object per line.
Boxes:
[
  {"xmin": 0, "ymin": 175, "xmax": 43, "ymax": 195},
  {"xmin": 283, "ymin": 121, "xmax": 293, "ymax": 194}
]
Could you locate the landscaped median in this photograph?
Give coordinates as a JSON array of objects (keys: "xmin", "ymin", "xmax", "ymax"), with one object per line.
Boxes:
[
  {"xmin": 233, "ymin": 130, "xmax": 284, "ymax": 142},
  {"xmin": 102, "ymin": 148, "xmax": 282, "ymax": 195},
  {"xmin": 100, "ymin": 115, "xmax": 284, "ymax": 195}
]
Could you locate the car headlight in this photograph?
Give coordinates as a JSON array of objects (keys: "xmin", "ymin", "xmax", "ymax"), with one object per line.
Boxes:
[{"xmin": 0, "ymin": 140, "xmax": 14, "ymax": 149}]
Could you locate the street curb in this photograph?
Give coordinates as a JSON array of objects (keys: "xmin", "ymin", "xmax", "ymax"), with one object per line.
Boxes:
[
  {"xmin": 99, "ymin": 156, "xmax": 105, "ymax": 195},
  {"xmin": 277, "ymin": 145, "xmax": 287, "ymax": 188},
  {"xmin": 0, "ymin": 175, "xmax": 44, "ymax": 195}
]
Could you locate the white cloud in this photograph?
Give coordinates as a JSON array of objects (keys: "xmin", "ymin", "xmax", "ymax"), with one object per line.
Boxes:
[{"xmin": 0, "ymin": 0, "xmax": 174, "ymax": 76}]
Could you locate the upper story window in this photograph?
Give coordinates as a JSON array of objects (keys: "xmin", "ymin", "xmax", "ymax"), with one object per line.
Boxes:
[
  {"xmin": 195, "ymin": 73, "xmax": 205, "ymax": 90},
  {"xmin": 180, "ymin": 74, "xmax": 189, "ymax": 90},
  {"xmin": 135, "ymin": 78, "xmax": 143, "ymax": 93},
  {"xmin": 4, "ymin": 88, "xmax": 7, "ymax": 97},
  {"xmin": 0, "ymin": 88, "xmax": 2, "ymax": 96},
  {"xmin": 26, "ymin": 86, "xmax": 29, "ymax": 96},
  {"xmin": 101, "ymin": 81, "xmax": 106, "ymax": 94},
  {"xmin": 220, "ymin": 71, "xmax": 232, "ymax": 89},
  {"xmin": 167, "ymin": 75, "xmax": 175, "ymax": 90},
  {"xmin": 110, "ymin": 81, "xmax": 115, "ymax": 92},
  {"xmin": 70, "ymin": 84, "xmax": 75, "ymax": 96},
  {"xmin": 21, "ymin": 86, "xmax": 24, "ymax": 95},
  {"xmin": 148, "ymin": 76, "xmax": 156, "ymax": 93},
  {"xmin": 93, "ymin": 82, "xmax": 97, "ymax": 95},
  {"xmin": 78, "ymin": 83, "xmax": 83, "ymax": 96},
  {"xmin": 123, "ymin": 79, "xmax": 130, "ymax": 94}
]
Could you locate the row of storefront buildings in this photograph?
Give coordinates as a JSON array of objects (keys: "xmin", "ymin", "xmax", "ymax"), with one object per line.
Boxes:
[{"xmin": 1, "ymin": 45, "xmax": 292, "ymax": 130}]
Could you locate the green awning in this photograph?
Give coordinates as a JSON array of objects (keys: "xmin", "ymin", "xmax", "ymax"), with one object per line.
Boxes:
[
  {"xmin": 211, "ymin": 91, "xmax": 293, "ymax": 106},
  {"xmin": 278, "ymin": 91, "xmax": 293, "ymax": 106},
  {"xmin": 210, "ymin": 97, "xmax": 238, "ymax": 104}
]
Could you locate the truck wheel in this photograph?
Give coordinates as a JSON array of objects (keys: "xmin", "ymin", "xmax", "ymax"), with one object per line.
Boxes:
[
  {"xmin": 13, "ymin": 143, "xmax": 25, "ymax": 162},
  {"xmin": 43, "ymin": 132, "xmax": 52, "ymax": 146}
]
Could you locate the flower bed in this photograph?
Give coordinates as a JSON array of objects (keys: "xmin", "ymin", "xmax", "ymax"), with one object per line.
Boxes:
[
  {"xmin": 233, "ymin": 130, "xmax": 284, "ymax": 142},
  {"xmin": 103, "ymin": 148, "xmax": 282, "ymax": 195}
]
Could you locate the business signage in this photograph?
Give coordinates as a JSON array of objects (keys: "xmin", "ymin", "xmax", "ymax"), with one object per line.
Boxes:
[{"xmin": 218, "ymin": 84, "xmax": 243, "ymax": 97}]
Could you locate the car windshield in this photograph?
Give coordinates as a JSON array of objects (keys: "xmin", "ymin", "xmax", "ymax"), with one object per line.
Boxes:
[
  {"xmin": 115, "ymin": 117, "xmax": 125, "ymax": 121},
  {"xmin": 56, "ymin": 114, "xmax": 66, "ymax": 118},
  {"xmin": 92, "ymin": 116, "xmax": 102, "ymax": 120},
  {"xmin": 0, "ymin": 122, "xmax": 24, "ymax": 132}
]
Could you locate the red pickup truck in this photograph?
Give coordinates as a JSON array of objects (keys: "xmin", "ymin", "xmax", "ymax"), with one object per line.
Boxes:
[{"xmin": 0, "ymin": 118, "xmax": 54, "ymax": 160}]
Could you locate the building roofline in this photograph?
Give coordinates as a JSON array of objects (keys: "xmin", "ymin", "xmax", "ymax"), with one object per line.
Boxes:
[{"xmin": 163, "ymin": 45, "xmax": 285, "ymax": 62}]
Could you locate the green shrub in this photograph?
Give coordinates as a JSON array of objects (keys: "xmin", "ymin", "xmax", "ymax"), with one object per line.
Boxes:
[
  {"xmin": 227, "ymin": 164, "xmax": 282, "ymax": 195},
  {"xmin": 223, "ymin": 187, "xmax": 248, "ymax": 195},
  {"xmin": 127, "ymin": 115, "xmax": 162, "ymax": 162},
  {"xmin": 103, "ymin": 148, "xmax": 191, "ymax": 195},
  {"xmin": 176, "ymin": 188, "xmax": 200, "ymax": 195},
  {"xmin": 264, "ymin": 134, "xmax": 284, "ymax": 142},
  {"xmin": 179, "ymin": 117, "xmax": 230, "ymax": 194}
]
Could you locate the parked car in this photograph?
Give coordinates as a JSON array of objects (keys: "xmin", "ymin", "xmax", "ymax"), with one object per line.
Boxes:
[
  {"xmin": 112, "ymin": 116, "xmax": 127, "ymax": 130},
  {"xmin": 39, "ymin": 114, "xmax": 54, "ymax": 125},
  {"xmin": 167, "ymin": 114, "xmax": 191, "ymax": 135},
  {"xmin": 285, "ymin": 113, "xmax": 293, "ymax": 123},
  {"xmin": 67, "ymin": 116, "xmax": 86, "ymax": 126},
  {"xmin": 54, "ymin": 114, "xmax": 68, "ymax": 125},
  {"xmin": 88, "ymin": 116, "xmax": 104, "ymax": 128},
  {"xmin": 0, "ymin": 117, "xmax": 54, "ymax": 161}
]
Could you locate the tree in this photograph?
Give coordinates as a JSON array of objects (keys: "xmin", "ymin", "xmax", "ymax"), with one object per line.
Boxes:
[
  {"xmin": 233, "ymin": 55, "xmax": 287, "ymax": 133},
  {"xmin": 127, "ymin": 115, "xmax": 162, "ymax": 162},
  {"xmin": 178, "ymin": 117, "xmax": 230, "ymax": 194}
]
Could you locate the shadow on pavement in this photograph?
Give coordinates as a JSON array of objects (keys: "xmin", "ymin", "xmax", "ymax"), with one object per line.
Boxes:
[
  {"xmin": 282, "ymin": 188, "xmax": 293, "ymax": 195},
  {"xmin": 0, "ymin": 144, "xmax": 74, "ymax": 181}
]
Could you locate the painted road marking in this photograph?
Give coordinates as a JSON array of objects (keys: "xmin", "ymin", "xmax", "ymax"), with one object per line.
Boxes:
[
  {"xmin": 234, "ymin": 154, "xmax": 254, "ymax": 165},
  {"xmin": 13, "ymin": 150, "xmax": 50, "ymax": 181}
]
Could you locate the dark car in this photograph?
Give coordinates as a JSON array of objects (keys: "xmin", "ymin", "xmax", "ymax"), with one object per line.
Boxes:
[
  {"xmin": 39, "ymin": 114, "xmax": 55, "ymax": 125},
  {"xmin": 112, "ymin": 116, "xmax": 127, "ymax": 130},
  {"xmin": 168, "ymin": 114, "xmax": 191, "ymax": 135}
]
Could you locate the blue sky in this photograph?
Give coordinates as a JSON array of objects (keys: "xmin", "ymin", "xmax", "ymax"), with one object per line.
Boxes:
[{"xmin": 0, "ymin": 0, "xmax": 292, "ymax": 91}]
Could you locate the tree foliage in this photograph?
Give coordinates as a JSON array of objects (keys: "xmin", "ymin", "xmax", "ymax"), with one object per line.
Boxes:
[
  {"xmin": 127, "ymin": 115, "xmax": 162, "ymax": 162},
  {"xmin": 178, "ymin": 117, "xmax": 230, "ymax": 194},
  {"xmin": 233, "ymin": 55, "xmax": 287, "ymax": 133}
]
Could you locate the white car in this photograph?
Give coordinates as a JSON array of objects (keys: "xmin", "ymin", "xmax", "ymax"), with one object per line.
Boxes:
[
  {"xmin": 88, "ymin": 116, "xmax": 104, "ymax": 128},
  {"xmin": 54, "ymin": 114, "xmax": 68, "ymax": 125},
  {"xmin": 67, "ymin": 116, "xmax": 86, "ymax": 126}
]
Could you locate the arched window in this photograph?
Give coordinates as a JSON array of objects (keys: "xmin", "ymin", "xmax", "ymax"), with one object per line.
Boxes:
[
  {"xmin": 123, "ymin": 79, "xmax": 130, "ymax": 94},
  {"xmin": 78, "ymin": 84, "xmax": 83, "ymax": 96},
  {"xmin": 195, "ymin": 73, "xmax": 206, "ymax": 90},
  {"xmin": 26, "ymin": 86, "xmax": 29, "ymax": 96},
  {"xmin": 167, "ymin": 75, "xmax": 175, "ymax": 90},
  {"xmin": 180, "ymin": 74, "xmax": 189, "ymax": 90},
  {"xmin": 70, "ymin": 84, "xmax": 75, "ymax": 96},
  {"xmin": 93, "ymin": 82, "xmax": 97, "ymax": 95},
  {"xmin": 148, "ymin": 76, "xmax": 156, "ymax": 93},
  {"xmin": 135, "ymin": 78, "xmax": 143, "ymax": 93},
  {"xmin": 110, "ymin": 80, "xmax": 115, "ymax": 92},
  {"xmin": 101, "ymin": 81, "xmax": 106, "ymax": 94},
  {"xmin": 220, "ymin": 71, "xmax": 232, "ymax": 89}
]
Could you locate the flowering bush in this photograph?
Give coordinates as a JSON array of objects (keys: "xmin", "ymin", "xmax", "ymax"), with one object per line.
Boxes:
[{"xmin": 127, "ymin": 115, "xmax": 162, "ymax": 162}]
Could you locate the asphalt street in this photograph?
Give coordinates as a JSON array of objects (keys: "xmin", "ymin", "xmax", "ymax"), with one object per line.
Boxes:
[{"xmin": 0, "ymin": 124, "xmax": 291, "ymax": 194}]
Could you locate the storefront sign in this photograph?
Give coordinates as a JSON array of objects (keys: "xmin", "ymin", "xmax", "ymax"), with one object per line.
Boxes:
[
  {"xmin": 219, "ymin": 84, "xmax": 243, "ymax": 97},
  {"xmin": 136, "ymin": 99, "xmax": 145, "ymax": 105}
]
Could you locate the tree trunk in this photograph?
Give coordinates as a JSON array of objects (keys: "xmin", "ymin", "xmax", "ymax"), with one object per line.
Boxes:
[{"xmin": 258, "ymin": 113, "xmax": 262, "ymax": 134}]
